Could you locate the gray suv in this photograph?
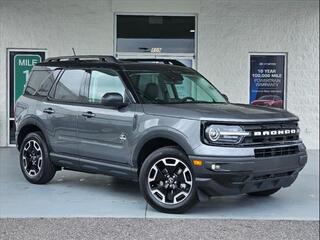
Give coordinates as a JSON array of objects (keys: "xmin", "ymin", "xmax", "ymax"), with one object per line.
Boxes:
[{"xmin": 15, "ymin": 55, "xmax": 307, "ymax": 213}]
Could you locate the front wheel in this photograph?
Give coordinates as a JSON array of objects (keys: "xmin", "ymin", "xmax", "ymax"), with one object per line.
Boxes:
[
  {"xmin": 139, "ymin": 146, "xmax": 198, "ymax": 213},
  {"xmin": 247, "ymin": 188, "xmax": 281, "ymax": 197}
]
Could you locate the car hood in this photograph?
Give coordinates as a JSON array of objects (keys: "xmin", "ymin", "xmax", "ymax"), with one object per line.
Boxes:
[{"xmin": 142, "ymin": 103, "xmax": 298, "ymax": 123}]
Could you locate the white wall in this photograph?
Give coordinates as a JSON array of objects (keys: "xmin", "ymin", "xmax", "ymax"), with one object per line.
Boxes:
[
  {"xmin": 0, "ymin": 0, "xmax": 319, "ymax": 149},
  {"xmin": 198, "ymin": 0, "xmax": 319, "ymax": 149},
  {"xmin": 0, "ymin": 0, "xmax": 114, "ymax": 146}
]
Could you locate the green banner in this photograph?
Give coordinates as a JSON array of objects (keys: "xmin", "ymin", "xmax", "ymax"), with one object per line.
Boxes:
[
  {"xmin": 8, "ymin": 50, "xmax": 45, "ymax": 144},
  {"xmin": 14, "ymin": 54, "xmax": 41, "ymax": 100}
]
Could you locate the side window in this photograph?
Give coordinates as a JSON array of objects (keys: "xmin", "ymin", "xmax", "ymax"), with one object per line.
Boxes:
[
  {"xmin": 54, "ymin": 69, "xmax": 85, "ymax": 102},
  {"xmin": 25, "ymin": 69, "xmax": 59, "ymax": 96},
  {"xmin": 88, "ymin": 69, "xmax": 125, "ymax": 103}
]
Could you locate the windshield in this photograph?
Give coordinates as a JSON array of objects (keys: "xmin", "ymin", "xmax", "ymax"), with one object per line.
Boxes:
[{"xmin": 126, "ymin": 70, "xmax": 227, "ymax": 104}]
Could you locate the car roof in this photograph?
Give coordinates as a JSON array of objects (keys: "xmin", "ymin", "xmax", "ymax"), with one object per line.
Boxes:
[{"xmin": 35, "ymin": 55, "xmax": 195, "ymax": 73}]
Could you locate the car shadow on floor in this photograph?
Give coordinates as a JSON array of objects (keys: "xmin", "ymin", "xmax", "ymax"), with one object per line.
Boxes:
[
  {"xmin": 50, "ymin": 170, "xmax": 280, "ymax": 215},
  {"xmin": 146, "ymin": 193, "xmax": 291, "ymax": 218},
  {"xmin": 50, "ymin": 171, "xmax": 142, "ymax": 196}
]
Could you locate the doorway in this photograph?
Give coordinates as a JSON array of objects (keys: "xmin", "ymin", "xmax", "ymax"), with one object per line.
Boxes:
[{"xmin": 114, "ymin": 14, "xmax": 197, "ymax": 68}]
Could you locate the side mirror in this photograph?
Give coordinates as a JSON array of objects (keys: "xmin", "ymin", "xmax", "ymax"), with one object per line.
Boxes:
[
  {"xmin": 222, "ymin": 94, "xmax": 229, "ymax": 102},
  {"xmin": 101, "ymin": 92, "xmax": 128, "ymax": 108}
]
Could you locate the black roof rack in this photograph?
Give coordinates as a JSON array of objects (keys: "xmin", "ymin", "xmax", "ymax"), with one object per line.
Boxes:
[
  {"xmin": 44, "ymin": 55, "xmax": 118, "ymax": 63},
  {"xmin": 120, "ymin": 58, "xmax": 186, "ymax": 67}
]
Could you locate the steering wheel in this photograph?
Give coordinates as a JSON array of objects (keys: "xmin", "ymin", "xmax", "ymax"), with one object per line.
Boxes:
[{"xmin": 181, "ymin": 97, "xmax": 196, "ymax": 102}]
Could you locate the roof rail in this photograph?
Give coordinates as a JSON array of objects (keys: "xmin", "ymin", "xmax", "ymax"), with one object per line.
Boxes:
[
  {"xmin": 44, "ymin": 55, "xmax": 118, "ymax": 63},
  {"xmin": 120, "ymin": 58, "xmax": 186, "ymax": 67}
]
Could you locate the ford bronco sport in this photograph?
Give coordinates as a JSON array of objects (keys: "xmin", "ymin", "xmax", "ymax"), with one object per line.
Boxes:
[{"xmin": 15, "ymin": 55, "xmax": 307, "ymax": 213}]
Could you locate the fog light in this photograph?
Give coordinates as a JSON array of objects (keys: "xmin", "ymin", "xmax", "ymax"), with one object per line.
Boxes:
[
  {"xmin": 211, "ymin": 164, "xmax": 220, "ymax": 170},
  {"xmin": 192, "ymin": 159, "xmax": 203, "ymax": 166}
]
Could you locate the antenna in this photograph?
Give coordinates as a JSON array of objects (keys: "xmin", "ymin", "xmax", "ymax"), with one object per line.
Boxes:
[{"xmin": 72, "ymin": 48, "xmax": 76, "ymax": 56}]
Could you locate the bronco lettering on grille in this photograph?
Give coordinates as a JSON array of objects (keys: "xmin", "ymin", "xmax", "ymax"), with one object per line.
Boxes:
[{"xmin": 253, "ymin": 129, "xmax": 298, "ymax": 136}]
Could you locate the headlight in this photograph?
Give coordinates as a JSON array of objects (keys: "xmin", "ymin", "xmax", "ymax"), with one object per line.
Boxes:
[{"xmin": 204, "ymin": 125, "xmax": 249, "ymax": 145}]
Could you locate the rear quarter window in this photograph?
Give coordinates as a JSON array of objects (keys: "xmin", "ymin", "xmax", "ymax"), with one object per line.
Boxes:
[{"xmin": 25, "ymin": 69, "xmax": 60, "ymax": 97}]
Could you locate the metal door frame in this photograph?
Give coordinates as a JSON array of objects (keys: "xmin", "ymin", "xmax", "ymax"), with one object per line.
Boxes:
[{"xmin": 114, "ymin": 13, "xmax": 198, "ymax": 69}]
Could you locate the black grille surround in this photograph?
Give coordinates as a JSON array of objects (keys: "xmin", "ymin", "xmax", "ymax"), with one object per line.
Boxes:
[
  {"xmin": 201, "ymin": 120, "xmax": 300, "ymax": 148},
  {"xmin": 240, "ymin": 121, "xmax": 300, "ymax": 147},
  {"xmin": 244, "ymin": 121, "xmax": 301, "ymax": 158}
]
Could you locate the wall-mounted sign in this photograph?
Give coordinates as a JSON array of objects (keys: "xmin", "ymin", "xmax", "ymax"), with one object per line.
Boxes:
[
  {"xmin": 150, "ymin": 47, "xmax": 162, "ymax": 53},
  {"xmin": 7, "ymin": 49, "xmax": 46, "ymax": 145},
  {"xmin": 249, "ymin": 53, "xmax": 287, "ymax": 109}
]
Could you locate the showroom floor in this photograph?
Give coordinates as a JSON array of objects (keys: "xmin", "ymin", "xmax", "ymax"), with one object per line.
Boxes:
[{"xmin": 0, "ymin": 148, "xmax": 318, "ymax": 220}]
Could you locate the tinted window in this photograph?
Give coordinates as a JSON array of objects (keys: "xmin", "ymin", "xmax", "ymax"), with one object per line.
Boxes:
[
  {"xmin": 117, "ymin": 15, "xmax": 195, "ymax": 53},
  {"xmin": 88, "ymin": 70, "xmax": 125, "ymax": 103},
  {"xmin": 176, "ymin": 75, "xmax": 213, "ymax": 102},
  {"xmin": 54, "ymin": 70, "xmax": 85, "ymax": 102},
  {"xmin": 128, "ymin": 70, "xmax": 226, "ymax": 104},
  {"xmin": 25, "ymin": 69, "xmax": 59, "ymax": 96}
]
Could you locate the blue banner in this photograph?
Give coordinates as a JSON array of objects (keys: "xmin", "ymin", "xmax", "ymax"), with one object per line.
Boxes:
[{"xmin": 249, "ymin": 54, "xmax": 285, "ymax": 109}]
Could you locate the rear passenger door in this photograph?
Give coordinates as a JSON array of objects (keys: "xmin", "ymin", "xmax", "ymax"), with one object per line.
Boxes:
[
  {"xmin": 76, "ymin": 68, "xmax": 136, "ymax": 168},
  {"xmin": 42, "ymin": 69, "xmax": 86, "ymax": 167}
]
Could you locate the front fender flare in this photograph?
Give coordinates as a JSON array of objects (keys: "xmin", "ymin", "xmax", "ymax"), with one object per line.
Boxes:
[{"xmin": 131, "ymin": 127, "xmax": 195, "ymax": 167}]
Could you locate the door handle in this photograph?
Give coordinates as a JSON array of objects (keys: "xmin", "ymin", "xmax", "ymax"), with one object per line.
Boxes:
[
  {"xmin": 43, "ymin": 108, "xmax": 55, "ymax": 114},
  {"xmin": 82, "ymin": 111, "xmax": 95, "ymax": 118}
]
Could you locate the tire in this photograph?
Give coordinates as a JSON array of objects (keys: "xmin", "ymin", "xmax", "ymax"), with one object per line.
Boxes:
[
  {"xmin": 139, "ymin": 146, "xmax": 198, "ymax": 213},
  {"xmin": 247, "ymin": 188, "xmax": 281, "ymax": 197},
  {"xmin": 19, "ymin": 131, "xmax": 56, "ymax": 184}
]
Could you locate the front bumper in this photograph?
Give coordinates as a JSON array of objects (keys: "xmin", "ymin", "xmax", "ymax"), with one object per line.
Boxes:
[{"xmin": 189, "ymin": 144, "xmax": 307, "ymax": 197}]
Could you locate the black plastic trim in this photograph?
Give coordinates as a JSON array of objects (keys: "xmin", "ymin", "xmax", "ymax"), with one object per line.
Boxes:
[{"xmin": 190, "ymin": 150, "xmax": 307, "ymax": 196}]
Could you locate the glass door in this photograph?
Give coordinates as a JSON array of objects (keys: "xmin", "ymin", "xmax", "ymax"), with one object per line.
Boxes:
[{"xmin": 115, "ymin": 14, "xmax": 197, "ymax": 69}]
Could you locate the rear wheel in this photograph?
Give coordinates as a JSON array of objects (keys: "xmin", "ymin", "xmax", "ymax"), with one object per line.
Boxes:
[
  {"xmin": 247, "ymin": 188, "xmax": 281, "ymax": 197},
  {"xmin": 20, "ymin": 132, "xmax": 56, "ymax": 184},
  {"xmin": 139, "ymin": 146, "xmax": 198, "ymax": 213}
]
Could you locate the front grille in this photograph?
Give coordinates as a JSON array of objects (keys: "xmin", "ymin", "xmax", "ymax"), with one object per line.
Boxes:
[
  {"xmin": 254, "ymin": 145, "xmax": 300, "ymax": 158},
  {"xmin": 241, "ymin": 121, "xmax": 299, "ymax": 146}
]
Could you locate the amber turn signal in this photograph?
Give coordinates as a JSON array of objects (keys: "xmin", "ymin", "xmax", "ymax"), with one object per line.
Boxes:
[{"xmin": 192, "ymin": 159, "xmax": 203, "ymax": 166}]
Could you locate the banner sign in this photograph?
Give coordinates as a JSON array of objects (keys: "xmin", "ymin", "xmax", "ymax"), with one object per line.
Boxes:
[
  {"xmin": 7, "ymin": 49, "xmax": 46, "ymax": 144},
  {"xmin": 249, "ymin": 54, "xmax": 286, "ymax": 109}
]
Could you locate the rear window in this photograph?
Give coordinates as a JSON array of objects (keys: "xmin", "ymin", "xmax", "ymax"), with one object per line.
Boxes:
[{"xmin": 25, "ymin": 69, "xmax": 60, "ymax": 97}]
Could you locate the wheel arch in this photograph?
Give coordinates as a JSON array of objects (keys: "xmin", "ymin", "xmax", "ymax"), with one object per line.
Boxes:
[
  {"xmin": 132, "ymin": 129, "xmax": 194, "ymax": 172},
  {"xmin": 17, "ymin": 117, "xmax": 50, "ymax": 151}
]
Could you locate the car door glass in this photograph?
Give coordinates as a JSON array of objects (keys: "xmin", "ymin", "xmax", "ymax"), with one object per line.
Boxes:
[
  {"xmin": 88, "ymin": 69, "xmax": 125, "ymax": 103},
  {"xmin": 54, "ymin": 70, "xmax": 85, "ymax": 102}
]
